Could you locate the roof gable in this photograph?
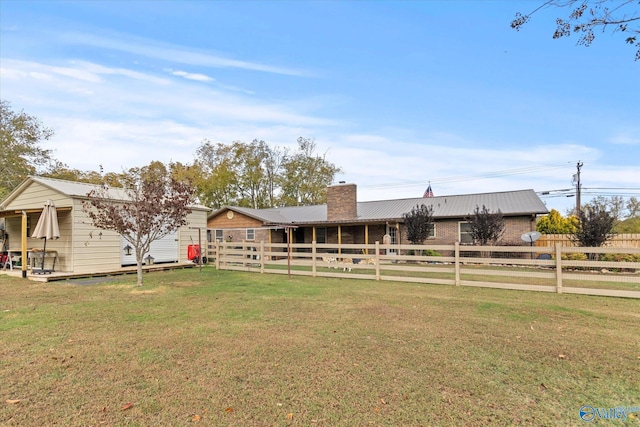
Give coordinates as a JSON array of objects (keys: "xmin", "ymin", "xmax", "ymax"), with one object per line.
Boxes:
[{"xmin": 1, "ymin": 176, "xmax": 209, "ymax": 211}]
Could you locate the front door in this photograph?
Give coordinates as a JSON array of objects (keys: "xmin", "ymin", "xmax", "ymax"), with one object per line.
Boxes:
[{"xmin": 386, "ymin": 224, "xmax": 397, "ymax": 254}]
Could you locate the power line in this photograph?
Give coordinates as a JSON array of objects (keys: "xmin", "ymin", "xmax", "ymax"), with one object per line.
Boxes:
[{"xmin": 538, "ymin": 188, "xmax": 640, "ymax": 199}]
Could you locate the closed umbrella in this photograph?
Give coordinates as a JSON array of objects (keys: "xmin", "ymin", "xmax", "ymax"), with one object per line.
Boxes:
[{"xmin": 31, "ymin": 199, "xmax": 60, "ymax": 273}]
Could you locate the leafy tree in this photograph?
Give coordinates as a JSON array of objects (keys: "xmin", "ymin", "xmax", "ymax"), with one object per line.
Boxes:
[
  {"xmin": 536, "ymin": 209, "xmax": 579, "ymax": 234},
  {"xmin": 193, "ymin": 141, "xmax": 241, "ymax": 208},
  {"xmin": 571, "ymin": 201, "xmax": 616, "ymax": 249},
  {"xmin": 615, "ymin": 216, "xmax": 640, "ymax": 233},
  {"xmin": 466, "ymin": 205, "xmax": 506, "ymax": 245},
  {"xmin": 0, "ymin": 100, "xmax": 55, "ymax": 198},
  {"xmin": 403, "ymin": 204, "xmax": 435, "ymax": 245},
  {"xmin": 82, "ymin": 162, "xmax": 195, "ymax": 286},
  {"xmin": 511, "ymin": 0, "xmax": 640, "ymax": 60},
  {"xmin": 235, "ymin": 140, "xmax": 273, "ymax": 209},
  {"xmin": 44, "ymin": 164, "xmax": 126, "ymax": 186},
  {"xmin": 278, "ymin": 137, "xmax": 342, "ymax": 206}
]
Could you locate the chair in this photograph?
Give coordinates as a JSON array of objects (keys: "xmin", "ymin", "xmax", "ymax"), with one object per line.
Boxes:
[{"xmin": 1, "ymin": 253, "xmax": 11, "ymax": 270}]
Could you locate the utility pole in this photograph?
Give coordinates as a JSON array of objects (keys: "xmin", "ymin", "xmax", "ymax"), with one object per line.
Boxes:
[{"xmin": 572, "ymin": 161, "xmax": 583, "ymax": 216}]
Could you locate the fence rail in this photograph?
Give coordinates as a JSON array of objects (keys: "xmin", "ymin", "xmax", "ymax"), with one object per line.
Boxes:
[
  {"xmin": 536, "ymin": 233, "xmax": 640, "ymax": 248},
  {"xmin": 209, "ymin": 242, "xmax": 640, "ymax": 299}
]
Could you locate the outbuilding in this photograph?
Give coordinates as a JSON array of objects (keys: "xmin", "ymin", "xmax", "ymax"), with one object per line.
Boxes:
[{"xmin": 0, "ymin": 176, "xmax": 209, "ymax": 276}]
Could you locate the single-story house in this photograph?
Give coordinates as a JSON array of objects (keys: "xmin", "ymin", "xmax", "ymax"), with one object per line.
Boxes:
[
  {"xmin": 0, "ymin": 176, "xmax": 209, "ymax": 275},
  {"xmin": 207, "ymin": 183, "xmax": 548, "ymax": 248}
]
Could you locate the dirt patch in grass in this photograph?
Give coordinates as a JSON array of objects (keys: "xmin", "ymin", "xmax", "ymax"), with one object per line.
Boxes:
[{"xmin": 1, "ymin": 269, "xmax": 639, "ymax": 426}]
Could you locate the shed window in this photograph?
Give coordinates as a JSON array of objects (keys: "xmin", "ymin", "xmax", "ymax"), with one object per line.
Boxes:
[
  {"xmin": 246, "ymin": 228, "xmax": 255, "ymax": 241},
  {"xmin": 316, "ymin": 227, "xmax": 326, "ymax": 244},
  {"xmin": 215, "ymin": 229, "xmax": 224, "ymax": 242}
]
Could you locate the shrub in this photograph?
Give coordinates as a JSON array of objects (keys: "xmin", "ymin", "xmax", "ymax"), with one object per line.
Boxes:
[
  {"xmin": 422, "ymin": 249, "xmax": 441, "ymax": 257},
  {"xmin": 600, "ymin": 253, "xmax": 640, "ymax": 263},
  {"xmin": 561, "ymin": 253, "xmax": 588, "ymax": 261}
]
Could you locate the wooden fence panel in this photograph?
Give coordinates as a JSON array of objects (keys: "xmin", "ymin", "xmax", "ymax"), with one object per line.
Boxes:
[
  {"xmin": 215, "ymin": 241, "xmax": 640, "ymax": 299},
  {"xmin": 536, "ymin": 234, "xmax": 640, "ymax": 248}
]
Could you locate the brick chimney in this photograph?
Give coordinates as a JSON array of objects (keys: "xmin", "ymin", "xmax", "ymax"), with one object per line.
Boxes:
[{"xmin": 327, "ymin": 182, "xmax": 357, "ymax": 221}]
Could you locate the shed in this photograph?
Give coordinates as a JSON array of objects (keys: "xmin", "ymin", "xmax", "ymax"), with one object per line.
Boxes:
[{"xmin": 0, "ymin": 176, "xmax": 209, "ymax": 275}]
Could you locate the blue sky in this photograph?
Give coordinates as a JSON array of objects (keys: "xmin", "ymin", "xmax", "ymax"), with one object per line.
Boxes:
[{"xmin": 1, "ymin": 0, "xmax": 638, "ymax": 213}]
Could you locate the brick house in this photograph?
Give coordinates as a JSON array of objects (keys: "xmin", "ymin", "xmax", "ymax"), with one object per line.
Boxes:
[{"xmin": 206, "ymin": 183, "xmax": 548, "ymax": 249}]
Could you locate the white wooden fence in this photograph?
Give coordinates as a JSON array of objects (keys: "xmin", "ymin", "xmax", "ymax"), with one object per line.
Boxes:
[{"xmin": 211, "ymin": 242, "xmax": 640, "ymax": 299}]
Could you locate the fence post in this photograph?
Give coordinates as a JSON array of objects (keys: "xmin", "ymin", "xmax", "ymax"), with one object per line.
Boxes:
[
  {"xmin": 260, "ymin": 241, "xmax": 265, "ymax": 274},
  {"xmin": 312, "ymin": 241, "xmax": 317, "ymax": 277},
  {"xmin": 215, "ymin": 241, "xmax": 220, "ymax": 270},
  {"xmin": 375, "ymin": 241, "xmax": 381, "ymax": 280},
  {"xmin": 555, "ymin": 243, "xmax": 563, "ymax": 293},
  {"xmin": 455, "ymin": 242, "xmax": 461, "ymax": 286}
]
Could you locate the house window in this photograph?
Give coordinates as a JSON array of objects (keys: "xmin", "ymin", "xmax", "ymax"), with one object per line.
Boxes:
[
  {"xmin": 215, "ymin": 229, "xmax": 224, "ymax": 242},
  {"xmin": 316, "ymin": 227, "xmax": 326, "ymax": 244},
  {"xmin": 459, "ymin": 222, "xmax": 474, "ymax": 244},
  {"xmin": 246, "ymin": 228, "xmax": 255, "ymax": 241},
  {"xmin": 427, "ymin": 224, "xmax": 436, "ymax": 239}
]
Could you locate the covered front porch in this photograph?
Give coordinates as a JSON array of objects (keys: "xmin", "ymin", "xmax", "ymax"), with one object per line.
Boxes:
[
  {"xmin": 275, "ymin": 222, "xmax": 402, "ymax": 251},
  {"xmin": 1, "ymin": 206, "xmax": 73, "ymax": 278}
]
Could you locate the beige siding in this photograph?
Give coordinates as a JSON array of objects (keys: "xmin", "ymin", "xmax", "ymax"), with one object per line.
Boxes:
[
  {"xmin": 4, "ymin": 181, "xmax": 73, "ymax": 211},
  {"xmin": 2, "ymin": 179, "xmax": 209, "ymax": 274},
  {"xmin": 71, "ymin": 199, "xmax": 122, "ymax": 274},
  {"xmin": 3, "ymin": 181, "xmax": 75, "ymax": 272},
  {"xmin": 178, "ymin": 208, "xmax": 208, "ymax": 263}
]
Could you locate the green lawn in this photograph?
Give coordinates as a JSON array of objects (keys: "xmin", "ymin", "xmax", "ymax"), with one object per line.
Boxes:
[{"xmin": 1, "ymin": 268, "xmax": 639, "ymax": 426}]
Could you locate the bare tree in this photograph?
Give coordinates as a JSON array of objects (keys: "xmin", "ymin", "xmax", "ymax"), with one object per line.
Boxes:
[
  {"xmin": 511, "ymin": 0, "xmax": 640, "ymax": 60},
  {"xmin": 82, "ymin": 163, "xmax": 195, "ymax": 286},
  {"xmin": 626, "ymin": 196, "xmax": 640, "ymax": 218}
]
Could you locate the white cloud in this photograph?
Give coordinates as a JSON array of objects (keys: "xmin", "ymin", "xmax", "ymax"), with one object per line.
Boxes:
[
  {"xmin": 607, "ymin": 132, "xmax": 640, "ymax": 145},
  {"xmin": 59, "ymin": 31, "xmax": 312, "ymax": 76},
  {"xmin": 164, "ymin": 68, "xmax": 214, "ymax": 82}
]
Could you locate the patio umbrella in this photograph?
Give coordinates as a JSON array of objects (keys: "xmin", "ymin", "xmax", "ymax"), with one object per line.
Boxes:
[{"xmin": 31, "ymin": 199, "xmax": 60, "ymax": 271}]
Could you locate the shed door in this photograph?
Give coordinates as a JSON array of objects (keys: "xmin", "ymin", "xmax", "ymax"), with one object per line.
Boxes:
[{"xmin": 121, "ymin": 231, "xmax": 179, "ymax": 266}]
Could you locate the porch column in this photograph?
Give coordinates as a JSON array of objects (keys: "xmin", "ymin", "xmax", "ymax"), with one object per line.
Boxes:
[
  {"xmin": 364, "ymin": 225, "xmax": 369, "ymax": 254},
  {"xmin": 21, "ymin": 211, "xmax": 27, "ymax": 278},
  {"xmin": 337, "ymin": 225, "xmax": 342, "ymax": 254}
]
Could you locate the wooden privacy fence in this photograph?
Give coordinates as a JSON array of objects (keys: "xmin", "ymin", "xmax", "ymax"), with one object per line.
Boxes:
[
  {"xmin": 536, "ymin": 234, "xmax": 640, "ymax": 248},
  {"xmin": 212, "ymin": 242, "xmax": 640, "ymax": 299}
]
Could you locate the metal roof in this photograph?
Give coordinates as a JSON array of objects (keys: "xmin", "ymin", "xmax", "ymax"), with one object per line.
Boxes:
[
  {"xmin": 357, "ymin": 189, "xmax": 548, "ymax": 221},
  {"xmin": 1, "ymin": 176, "xmax": 209, "ymax": 211},
  {"xmin": 217, "ymin": 189, "xmax": 548, "ymax": 225},
  {"xmin": 30, "ymin": 176, "xmax": 130, "ymax": 200}
]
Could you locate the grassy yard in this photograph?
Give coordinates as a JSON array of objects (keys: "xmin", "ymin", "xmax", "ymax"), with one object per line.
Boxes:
[{"xmin": 1, "ymin": 268, "xmax": 639, "ymax": 426}]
